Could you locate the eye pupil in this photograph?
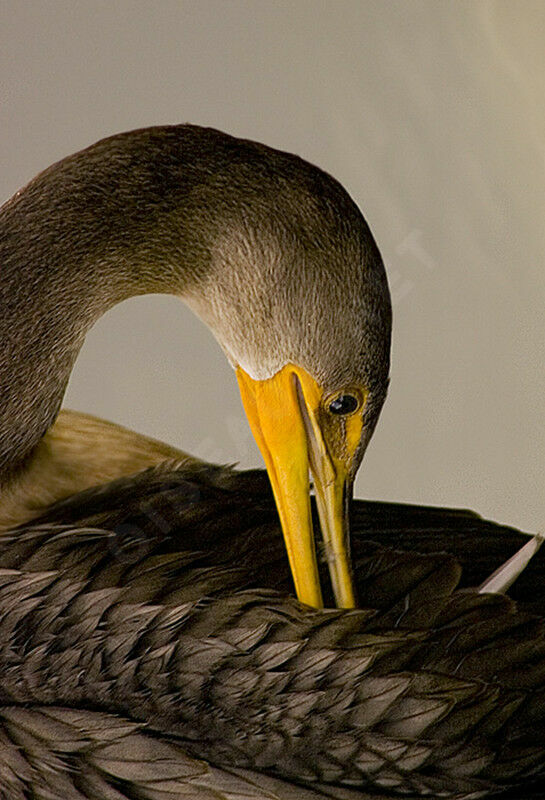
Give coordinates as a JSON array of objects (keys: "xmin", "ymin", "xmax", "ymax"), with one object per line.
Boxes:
[{"xmin": 328, "ymin": 394, "xmax": 359, "ymax": 415}]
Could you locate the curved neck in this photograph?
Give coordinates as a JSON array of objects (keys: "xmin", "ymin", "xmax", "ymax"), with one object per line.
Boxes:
[
  {"xmin": 0, "ymin": 127, "xmax": 235, "ymax": 482},
  {"xmin": 0, "ymin": 124, "xmax": 389, "ymax": 484}
]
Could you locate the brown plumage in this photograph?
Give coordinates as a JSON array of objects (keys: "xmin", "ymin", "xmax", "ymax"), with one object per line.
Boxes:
[
  {"xmin": 1, "ymin": 124, "xmax": 393, "ymax": 611},
  {"xmin": 0, "ymin": 125, "xmax": 389, "ymax": 484},
  {"xmin": 0, "ymin": 460, "xmax": 544, "ymax": 799},
  {"xmin": 1, "ymin": 126, "xmax": 543, "ymax": 798}
]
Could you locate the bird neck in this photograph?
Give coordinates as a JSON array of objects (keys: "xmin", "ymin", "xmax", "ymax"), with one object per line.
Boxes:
[
  {"xmin": 0, "ymin": 124, "xmax": 389, "ymax": 486},
  {"xmin": 0, "ymin": 126, "xmax": 295, "ymax": 484},
  {"xmin": 0, "ymin": 207, "xmax": 148, "ymax": 483},
  {"xmin": 0, "ymin": 129, "xmax": 223, "ymax": 484}
]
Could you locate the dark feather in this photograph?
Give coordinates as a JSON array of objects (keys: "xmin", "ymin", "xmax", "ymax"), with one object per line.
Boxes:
[{"xmin": 0, "ymin": 463, "xmax": 544, "ymax": 798}]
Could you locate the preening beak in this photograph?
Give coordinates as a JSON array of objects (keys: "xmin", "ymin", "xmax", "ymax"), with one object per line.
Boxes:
[{"xmin": 236, "ymin": 364, "xmax": 357, "ymax": 609}]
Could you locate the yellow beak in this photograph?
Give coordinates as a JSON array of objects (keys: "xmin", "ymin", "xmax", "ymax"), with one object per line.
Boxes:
[{"xmin": 236, "ymin": 364, "xmax": 357, "ymax": 609}]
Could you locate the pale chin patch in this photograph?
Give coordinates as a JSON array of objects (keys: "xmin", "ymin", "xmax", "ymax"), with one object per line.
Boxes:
[
  {"xmin": 222, "ymin": 337, "xmax": 287, "ymax": 381},
  {"xmin": 233, "ymin": 358, "xmax": 285, "ymax": 382},
  {"xmin": 181, "ymin": 291, "xmax": 285, "ymax": 382}
]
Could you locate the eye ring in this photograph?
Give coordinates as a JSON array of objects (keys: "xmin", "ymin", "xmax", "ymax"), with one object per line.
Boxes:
[{"xmin": 327, "ymin": 393, "xmax": 360, "ymax": 416}]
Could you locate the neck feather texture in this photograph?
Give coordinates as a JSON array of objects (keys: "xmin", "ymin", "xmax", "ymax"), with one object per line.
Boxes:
[
  {"xmin": 0, "ymin": 125, "xmax": 238, "ymax": 481},
  {"xmin": 0, "ymin": 124, "xmax": 390, "ymax": 485}
]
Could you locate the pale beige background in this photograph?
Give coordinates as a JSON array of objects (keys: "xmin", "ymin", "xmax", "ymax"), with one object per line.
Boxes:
[{"xmin": 1, "ymin": 1, "xmax": 543, "ymax": 532}]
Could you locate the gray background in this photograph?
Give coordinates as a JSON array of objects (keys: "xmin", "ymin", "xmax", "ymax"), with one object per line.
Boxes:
[{"xmin": 1, "ymin": 1, "xmax": 543, "ymax": 532}]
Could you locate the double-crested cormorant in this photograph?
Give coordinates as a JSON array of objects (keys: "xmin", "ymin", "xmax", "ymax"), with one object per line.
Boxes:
[
  {"xmin": 0, "ymin": 126, "xmax": 543, "ymax": 798},
  {"xmin": 1, "ymin": 125, "xmax": 393, "ymax": 609}
]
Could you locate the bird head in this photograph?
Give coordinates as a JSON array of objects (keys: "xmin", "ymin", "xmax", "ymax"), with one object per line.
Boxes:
[{"xmin": 184, "ymin": 147, "xmax": 391, "ymax": 609}]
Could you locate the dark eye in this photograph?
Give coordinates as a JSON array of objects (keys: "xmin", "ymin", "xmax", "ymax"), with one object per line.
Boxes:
[{"xmin": 328, "ymin": 394, "xmax": 359, "ymax": 415}]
